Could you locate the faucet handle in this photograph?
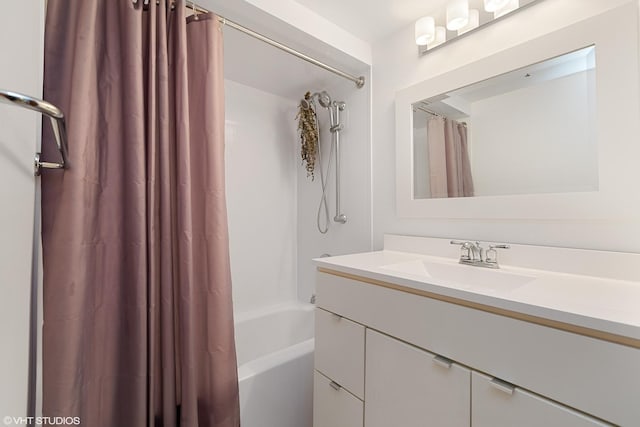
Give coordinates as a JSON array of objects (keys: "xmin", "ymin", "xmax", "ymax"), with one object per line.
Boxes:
[
  {"xmin": 489, "ymin": 244, "xmax": 511, "ymax": 250},
  {"xmin": 450, "ymin": 240, "xmax": 471, "ymax": 261},
  {"xmin": 486, "ymin": 244, "xmax": 510, "ymax": 265}
]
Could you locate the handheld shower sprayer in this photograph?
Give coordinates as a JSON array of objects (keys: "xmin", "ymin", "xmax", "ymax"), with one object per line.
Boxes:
[
  {"xmin": 299, "ymin": 90, "xmax": 348, "ymax": 233},
  {"xmin": 315, "ymin": 91, "xmax": 332, "ymax": 109}
]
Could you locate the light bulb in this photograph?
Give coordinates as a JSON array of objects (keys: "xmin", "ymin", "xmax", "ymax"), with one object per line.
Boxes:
[
  {"xmin": 428, "ymin": 26, "xmax": 447, "ymax": 50},
  {"xmin": 446, "ymin": 0, "xmax": 469, "ymax": 31},
  {"xmin": 415, "ymin": 16, "xmax": 435, "ymax": 45},
  {"xmin": 457, "ymin": 9, "xmax": 479, "ymax": 35},
  {"xmin": 494, "ymin": 0, "xmax": 519, "ymax": 18},
  {"xmin": 483, "ymin": 0, "xmax": 510, "ymax": 12}
]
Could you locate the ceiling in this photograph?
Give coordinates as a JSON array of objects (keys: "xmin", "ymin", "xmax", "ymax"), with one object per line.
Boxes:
[{"xmin": 293, "ymin": 0, "xmax": 464, "ymax": 43}]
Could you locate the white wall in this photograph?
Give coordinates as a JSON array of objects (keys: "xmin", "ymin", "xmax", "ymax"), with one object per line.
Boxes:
[
  {"xmin": 372, "ymin": 0, "xmax": 640, "ymax": 253},
  {"xmin": 296, "ymin": 76, "xmax": 372, "ymax": 303},
  {"xmin": 0, "ymin": 0, "xmax": 45, "ymax": 418},
  {"xmin": 225, "ymin": 80, "xmax": 298, "ymax": 313},
  {"xmin": 469, "ymin": 70, "xmax": 598, "ymax": 196}
]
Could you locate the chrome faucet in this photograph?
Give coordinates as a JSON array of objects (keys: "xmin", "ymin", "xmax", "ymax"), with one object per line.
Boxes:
[{"xmin": 451, "ymin": 240, "xmax": 510, "ymax": 269}]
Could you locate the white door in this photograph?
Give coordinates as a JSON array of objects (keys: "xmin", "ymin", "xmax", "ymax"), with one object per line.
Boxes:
[
  {"xmin": 472, "ymin": 371, "xmax": 612, "ymax": 427},
  {"xmin": 0, "ymin": 0, "xmax": 45, "ymax": 418},
  {"xmin": 365, "ymin": 329, "xmax": 471, "ymax": 427}
]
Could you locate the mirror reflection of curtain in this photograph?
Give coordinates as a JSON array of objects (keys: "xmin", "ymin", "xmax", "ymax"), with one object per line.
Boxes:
[{"xmin": 427, "ymin": 116, "xmax": 474, "ymax": 198}]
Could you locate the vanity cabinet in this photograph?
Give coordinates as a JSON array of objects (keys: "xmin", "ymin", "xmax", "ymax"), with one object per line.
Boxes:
[
  {"xmin": 313, "ymin": 307, "xmax": 364, "ymax": 427},
  {"xmin": 314, "ymin": 308, "xmax": 364, "ymax": 399},
  {"xmin": 365, "ymin": 329, "xmax": 470, "ymax": 427},
  {"xmin": 313, "ymin": 270, "xmax": 635, "ymax": 427},
  {"xmin": 313, "ymin": 371, "xmax": 363, "ymax": 427},
  {"xmin": 471, "ymin": 372, "xmax": 608, "ymax": 427}
]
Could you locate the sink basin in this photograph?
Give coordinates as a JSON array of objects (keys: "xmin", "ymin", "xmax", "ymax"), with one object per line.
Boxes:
[{"xmin": 380, "ymin": 259, "xmax": 537, "ymax": 293}]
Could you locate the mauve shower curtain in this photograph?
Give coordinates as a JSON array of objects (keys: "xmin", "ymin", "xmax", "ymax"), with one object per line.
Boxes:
[
  {"xmin": 41, "ymin": 1, "xmax": 240, "ymax": 426},
  {"xmin": 427, "ymin": 116, "xmax": 474, "ymax": 198}
]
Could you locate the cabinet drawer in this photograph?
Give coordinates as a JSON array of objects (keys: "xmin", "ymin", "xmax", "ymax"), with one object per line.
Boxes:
[
  {"xmin": 472, "ymin": 372, "xmax": 611, "ymax": 427},
  {"xmin": 365, "ymin": 329, "xmax": 470, "ymax": 427},
  {"xmin": 315, "ymin": 308, "xmax": 365, "ymax": 399},
  {"xmin": 313, "ymin": 370, "xmax": 363, "ymax": 427}
]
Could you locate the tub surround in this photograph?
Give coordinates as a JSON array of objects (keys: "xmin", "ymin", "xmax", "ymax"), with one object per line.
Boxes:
[{"xmin": 312, "ymin": 235, "xmax": 640, "ymax": 427}]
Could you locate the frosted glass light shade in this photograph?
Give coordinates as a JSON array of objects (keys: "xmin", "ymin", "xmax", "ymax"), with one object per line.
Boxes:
[
  {"xmin": 457, "ymin": 9, "xmax": 479, "ymax": 35},
  {"xmin": 494, "ymin": 0, "xmax": 519, "ymax": 18},
  {"xmin": 428, "ymin": 26, "xmax": 447, "ymax": 49},
  {"xmin": 483, "ymin": 0, "xmax": 510, "ymax": 12},
  {"xmin": 415, "ymin": 16, "xmax": 435, "ymax": 45},
  {"xmin": 446, "ymin": 0, "xmax": 469, "ymax": 31}
]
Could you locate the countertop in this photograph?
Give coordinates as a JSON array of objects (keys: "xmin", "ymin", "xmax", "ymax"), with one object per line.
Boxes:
[{"xmin": 314, "ymin": 250, "xmax": 640, "ymax": 343}]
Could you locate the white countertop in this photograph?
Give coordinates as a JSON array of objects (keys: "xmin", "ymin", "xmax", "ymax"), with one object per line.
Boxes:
[{"xmin": 314, "ymin": 249, "xmax": 640, "ymax": 342}]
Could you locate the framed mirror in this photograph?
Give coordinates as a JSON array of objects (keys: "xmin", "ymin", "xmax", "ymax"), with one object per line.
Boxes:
[
  {"xmin": 412, "ymin": 45, "xmax": 597, "ymax": 200},
  {"xmin": 395, "ymin": 3, "xmax": 640, "ymax": 220}
]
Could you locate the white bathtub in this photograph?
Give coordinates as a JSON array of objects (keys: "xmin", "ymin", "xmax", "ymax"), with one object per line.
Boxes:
[{"xmin": 235, "ymin": 302, "xmax": 315, "ymax": 427}]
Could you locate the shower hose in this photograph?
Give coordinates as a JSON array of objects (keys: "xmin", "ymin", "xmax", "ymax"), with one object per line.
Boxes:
[{"xmin": 315, "ymin": 107, "xmax": 336, "ymax": 234}]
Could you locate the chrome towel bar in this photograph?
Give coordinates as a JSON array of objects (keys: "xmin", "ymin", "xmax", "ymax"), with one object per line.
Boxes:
[{"xmin": 0, "ymin": 89, "xmax": 69, "ymax": 175}]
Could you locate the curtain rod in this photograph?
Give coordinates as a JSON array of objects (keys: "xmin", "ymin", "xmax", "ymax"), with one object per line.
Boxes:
[
  {"xmin": 186, "ymin": 2, "xmax": 366, "ymax": 89},
  {"xmin": 414, "ymin": 105, "xmax": 467, "ymax": 126},
  {"xmin": 414, "ymin": 105, "xmax": 442, "ymax": 117}
]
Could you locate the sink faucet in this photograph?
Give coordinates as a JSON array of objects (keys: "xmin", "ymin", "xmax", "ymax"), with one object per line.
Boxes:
[{"xmin": 451, "ymin": 240, "xmax": 510, "ymax": 269}]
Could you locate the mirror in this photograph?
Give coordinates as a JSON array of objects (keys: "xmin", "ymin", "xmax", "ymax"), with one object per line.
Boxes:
[
  {"xmin": 413, "ymin": 46, "xmax": 597, "ymax": 199},
  {"xmin": 395, "ymin": 4, "xmax": 640, "ymax": 221}
]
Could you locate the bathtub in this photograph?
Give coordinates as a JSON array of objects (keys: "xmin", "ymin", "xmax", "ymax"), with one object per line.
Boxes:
[{"xmin": 235, "ymin": 302, "xmax": 315, "ymax": 427}]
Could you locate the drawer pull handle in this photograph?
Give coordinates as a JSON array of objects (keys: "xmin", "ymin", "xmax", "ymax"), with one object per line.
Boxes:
[
  {"xmin": 433, "ymin": 355, "xmax": 453, "ymax": 369},
  {"xmin": 489, "ymin": 378, "xmax": 516, "ymax": 395},
  {"xmin": 329, "ymin": 381, "xmax": 342, "ymax": 391}
]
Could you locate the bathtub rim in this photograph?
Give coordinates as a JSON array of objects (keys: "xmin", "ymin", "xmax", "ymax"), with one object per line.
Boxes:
[
  {"xmin": 237, "ymin": 338, "xmax": 314, "ymax": 382},
  {"xmin": 234, "ymin": 300, "xmax": 315, "ymax": 325}
]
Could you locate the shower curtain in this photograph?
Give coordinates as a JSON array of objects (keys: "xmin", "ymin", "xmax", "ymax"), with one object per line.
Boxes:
[
  {"xmin": 427, "ymin": 116, "xmax": 474, "ymax": 198},
  {"xmin": 41, "ymin": 1, "xmax": 239, "ymax": 426}
]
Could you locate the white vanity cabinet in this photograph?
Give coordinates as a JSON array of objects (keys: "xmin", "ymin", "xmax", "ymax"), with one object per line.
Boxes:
[
  {"xmin": 313, "ymin": 269, "xmax": 634, "ymax": 427},
  {"xmin": 365, "ymin": 329, "xmax": 470, "ymax": 427},
  {"xmin": 471, "ymin": 372, "xmax": 609, "ymax": 427},
  {"xmin": 313, "ymin": 371, "xmax": 363, "ymax": 427},
  {"xmin": 313, "ymin": 307, "xmax": 365, "ymax": 427}
]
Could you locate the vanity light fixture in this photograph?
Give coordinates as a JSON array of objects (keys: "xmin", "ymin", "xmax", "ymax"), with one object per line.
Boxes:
[
  {"xmin": 457, "ymin": 9, "xmax": 480, "ymax": 35},
  {"xmin": 494, "ymin": 0, "xmax": 520, "ymax": 18},
  {"xmin": 446, "ymin": 0, "xmax": 470, "ymax": 31},
  {"xmin": 417, "ymin": 0, "xmax": 542, "ymax": 54},
  {"xmin": 429, "ymin": 26, "xmax": 447, "ymax": 49},
  {"xmin": 483, "ymin": 0, "xmax": 511, "ymax": 12},
  {"xmin": 415, "ymin": 16, "xmax": 436, "ymax": 45}
]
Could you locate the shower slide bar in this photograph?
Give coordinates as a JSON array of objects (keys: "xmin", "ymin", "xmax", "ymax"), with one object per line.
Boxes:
[
  {"xmin": 185, "ymin": 1, "xmax": 366, "ymax": 89},
  {"xmin": 0, "ymin": 90, "xmax": 69, "ymax": 175}
]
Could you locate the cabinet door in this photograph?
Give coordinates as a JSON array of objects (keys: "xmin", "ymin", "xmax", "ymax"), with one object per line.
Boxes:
[
  {"xmin": 314, "ymin": 371, "xmax": 363, "ymax": 427},
  {"xmin": 472, "ymin": 372, "xmax": 612, "ymax": 427},
  {"xmin": 365, "ymin": 329, "xmax": 470, "ymax": 427},
  {"xmin": 315, "ymin": 308, "xmax": 365, "ymax": 399}
]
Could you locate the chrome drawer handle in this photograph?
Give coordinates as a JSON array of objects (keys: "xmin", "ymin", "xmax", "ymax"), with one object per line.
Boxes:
[
  {"xmin": 489, "ymin": 377, "xmax": 516, "ymax": 395},
  {"xmin": 329, "ymin": 381, "xmax": 342, "ymax": 391},
  {"xmin": 433, "ymin": 355, "xmax": 453, "ymax": 369}
]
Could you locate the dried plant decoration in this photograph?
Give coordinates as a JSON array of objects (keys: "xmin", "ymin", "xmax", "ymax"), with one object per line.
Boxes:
[{"xmin": 296, "ymin": 92, "xmax": 319, "ymax": 179}]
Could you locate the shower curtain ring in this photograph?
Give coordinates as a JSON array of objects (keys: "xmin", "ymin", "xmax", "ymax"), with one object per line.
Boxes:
[{"xmin": 191, "ymin": 1, "xmax": 199, "ymax": 19}]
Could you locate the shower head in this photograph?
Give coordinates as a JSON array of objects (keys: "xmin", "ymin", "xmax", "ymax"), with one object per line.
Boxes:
[
  {"xmin": 315, "ymin": 91, "xmax": 332, "ymax": 108},
  {"xmin": 300, "ymin": 91, "xmax": 332, "ymax": 110}
]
